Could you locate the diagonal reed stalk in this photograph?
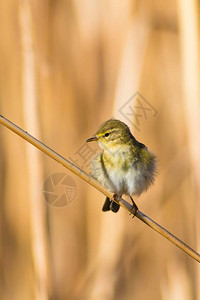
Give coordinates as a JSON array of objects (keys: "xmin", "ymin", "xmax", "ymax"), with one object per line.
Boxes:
[{"xmin": 0, "ymin": 114, "xmax": 200, "ymax": 263}]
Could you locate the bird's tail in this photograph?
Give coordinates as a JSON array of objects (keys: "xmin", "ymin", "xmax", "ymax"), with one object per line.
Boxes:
[{"xmin": 102, "ymin": 197, "xmax": 120, "ymax": 213}]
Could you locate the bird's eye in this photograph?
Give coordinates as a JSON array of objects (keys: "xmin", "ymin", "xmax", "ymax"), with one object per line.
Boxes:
[{"xmin": 104, "ymin": 133, "xmax": 110, "ymax": 137}]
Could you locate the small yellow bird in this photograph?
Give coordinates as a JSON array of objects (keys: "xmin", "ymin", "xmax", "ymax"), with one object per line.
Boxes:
[{"xmin": 86, "ymin": 119, "xmax": 157, "ymax": 214}]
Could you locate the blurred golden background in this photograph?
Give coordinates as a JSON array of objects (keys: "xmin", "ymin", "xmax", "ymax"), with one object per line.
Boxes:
[{"xmin": 0, "ymin": 0, "xmax": 200, "ymax": 299}]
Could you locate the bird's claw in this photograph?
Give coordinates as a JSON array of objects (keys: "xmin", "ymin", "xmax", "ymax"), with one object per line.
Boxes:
[{"xmin": 130, "ymin": 196, "xmax": 138, "ymax": 218}]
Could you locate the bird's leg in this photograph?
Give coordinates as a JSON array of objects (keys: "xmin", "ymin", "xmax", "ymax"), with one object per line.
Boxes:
[
  {"xmin": 110, "ymin": 193, "xmax": 120, "ymax": 213},
  {"xmin": 113, "ymin": 193, "xmax": 118, "ymax": 201},
  {"xmin": 130, "ymin": 196, "xmax": 138, "ymax": 217}
]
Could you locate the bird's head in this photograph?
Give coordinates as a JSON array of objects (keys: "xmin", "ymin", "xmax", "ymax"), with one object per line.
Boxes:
[{"xmin": 86, "ymin": 119, "xmax": 134, "ymax": 152}]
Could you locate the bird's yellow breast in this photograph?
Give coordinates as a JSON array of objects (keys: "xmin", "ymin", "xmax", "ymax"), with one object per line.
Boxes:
[
  {"xmin": 91, "ymin": 145, "xmax": 156, "ymax": 197},
  {"xmin": 102, "ymin": 145, "xmax": 133, "ymax": 171}
]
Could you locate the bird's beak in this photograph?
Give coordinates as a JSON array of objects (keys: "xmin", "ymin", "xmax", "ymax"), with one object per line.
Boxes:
[{"xmin": 86, "ymin": 136, "xmax": 98, "ymax": 143}]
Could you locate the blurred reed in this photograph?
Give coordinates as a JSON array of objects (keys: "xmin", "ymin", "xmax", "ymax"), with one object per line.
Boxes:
[{"xmin": 0, "ymin": 0, "xmax": 199, "ymax": 300}]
